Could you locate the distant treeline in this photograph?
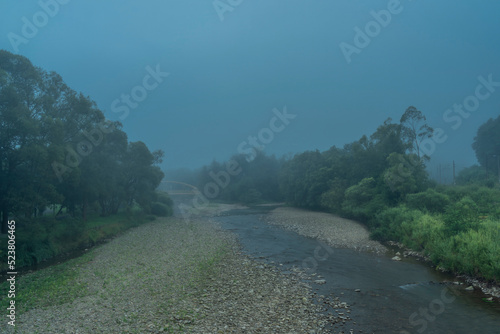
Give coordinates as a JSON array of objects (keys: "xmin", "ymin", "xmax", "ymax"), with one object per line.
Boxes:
[
  {"xmin": 0, "ymin": 50, "xmax": 169, "ymax": 235},
  {"xmin": 171, "ymin": 109, "xmax": 500, "ymax": 282}
]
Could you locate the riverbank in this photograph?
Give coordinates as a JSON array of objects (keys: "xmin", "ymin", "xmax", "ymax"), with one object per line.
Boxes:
[
  {"xmin": 0, "ymin": 211, "xmax": 155, "ymax": 273},
  {"xmin": 263, "ymin": 206, "xmax": 387, "ymax": 254},
  {"xmin": 2, "ymin": 215, "xmax": 344, "ymax": 333},
  {"xmin": 263, "ymin": 206, "xmax": 500, "ymax": 300}
]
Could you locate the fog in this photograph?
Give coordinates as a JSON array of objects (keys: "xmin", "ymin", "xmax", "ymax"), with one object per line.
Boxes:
[{"xmin": 2, "ymin": 0, "xmax": 499, "ymax": 171}]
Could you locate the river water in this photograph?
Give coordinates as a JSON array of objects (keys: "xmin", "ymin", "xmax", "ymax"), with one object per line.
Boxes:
[{"xmin": 214, "ymin": 206, "xmax": 500, "ymax": 334}]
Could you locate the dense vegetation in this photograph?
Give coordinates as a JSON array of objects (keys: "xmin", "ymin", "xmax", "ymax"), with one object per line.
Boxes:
[
  {"xmin": 279, "ymin": 112, "xmax": 500, "ymax": 282},
  {"xmin": 183, "ymin": 109, "xmax": 500, "ymax": 282},
  {"xmin": 0, "ymin": 51, "xmax": 172, "ymax": 269},
  {"xmin": 165, "ymin": 152, "xmax": 285, "ymax": 205}
]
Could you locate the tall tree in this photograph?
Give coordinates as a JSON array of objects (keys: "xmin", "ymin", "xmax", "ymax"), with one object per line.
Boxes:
[
  {"xmin": 400, "ymin": 106, "xmax": 434, "ymax": 160},
  {"xmin": 472, "ymin": 114, "xmax": 500, "ymax": 180},
  {"xmin": 0, "ymin": 50, "xmax": 165, "ymax": 232},
  {"xmin": 0, "ymin": 51, "xmax": 62, "ymax": 232}
]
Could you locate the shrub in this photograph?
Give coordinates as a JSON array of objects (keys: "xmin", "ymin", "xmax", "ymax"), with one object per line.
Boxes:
[
  {"xmin": 467, "ymin": 186, "xmax": 500, "ymax": 216},
  {"xmin": 156, "ymin": 191, "xmax": 174, "ymax": 207},
  {"xmin": 405, "ymin": 188, "xmax": 451, "ymax": 213},
  {"xmin": 435, "ymin": 221, "xmax": 500, "ymax": 281},
  {"xmin": 370, "ymin": 205, "xmax": 423, "ymax": 241},
  {"xmin": 456, "ymin": 165, "xmax": 496, "ymax": 187},
  {"xmin": 342, "ymin": 178, "xmax": 388, "ymax": 221},
  {"xmin": 400, "ymin": 214, "xmax": 445, "ymax": 251},
  {"xmin": 443, "ymin": 196, "xmax": 480, "ymax": 235},
  {"xmin": 151, "ymin": 202, "xmax": 172, "ymax": 217}
]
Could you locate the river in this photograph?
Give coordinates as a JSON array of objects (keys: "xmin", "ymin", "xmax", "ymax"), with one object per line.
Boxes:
[{"xmin": 213, "ymin": 205, "xmax": 500, "ymax": 334}]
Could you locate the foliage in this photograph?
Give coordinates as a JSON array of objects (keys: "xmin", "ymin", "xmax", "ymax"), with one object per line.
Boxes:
[
  {"xmin": 151, "ymin": 202, "xmax": 172, "ymax": 217},
  {"xmin": 456, "ymin": 165, "xmax": 496, "ymax": 187},
  {"xmin": 341, "ymin": 178, "xmax": 387, "ymax": 221},
  {"xmin": 472, "ymin": 114, "xmax": 500, "ymax": 176},
  {"xmin": 443, "ymin": 197, "xmax": 480, "ymax": 235},
  {"xmin": 370, "ymin": 205, "xmax": 423, "ymax": 241},
  {"xmin": 156, "ymin": 191, "xmax": 174, "ymax": 207},
  {"xmin": 279, "ymin": 150, "xmax": 328, "ymax": 208},
  {"xmin": 275, "ymin": 110, "xmax": 499, "ymax": 282},
  {"xmin": 0, "ymin": 212, "xmax": 153, "ymax": 271},
  {"xmin": 405, "ymin": 188, "xmax": 451, "ymax": 213},
  {"xmin": 320, "ymin": 178, "xmax": 348, "ymax": 212},
  {"xmin": 383, "ymin": 153, "xmax": 428, "ymax": 200},
  {"xmin": 429, "ymin": 219, "xmax": 500, "ymax": 280},
  {"xmin": 400, "ymin": 106, "xmax": 434, "ymax": 160},
  {"xmin": 0, "ymin": 50, "xmax": 165, "ymax": 233},
  {"xmin": 190, "ymin": 152, "xmax": 284, "ymax": 205}
]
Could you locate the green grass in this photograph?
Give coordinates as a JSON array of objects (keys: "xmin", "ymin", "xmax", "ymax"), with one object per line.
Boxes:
[
  {"xmin": 0, "ymin": 251, "xmax": 95, "ymax": 314},
  {"xmin": 0, "ymin": 211, "xmax": 154, "ymax": 272}
]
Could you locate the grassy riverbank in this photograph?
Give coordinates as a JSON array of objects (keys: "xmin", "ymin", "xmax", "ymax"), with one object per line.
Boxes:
[{"xmin": 0, "ymin": 210, "xmax": 156, "ymax": 273}]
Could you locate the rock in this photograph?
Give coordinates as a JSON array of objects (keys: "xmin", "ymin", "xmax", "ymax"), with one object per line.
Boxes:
[
  {"xmin": 396, "ymin": 252, "xmax": 401, "ymax": 256},
  {"xmin": 314, "ymin": 279, "xmax": 326, "ymax": 284},
  {"xmin": 465, "ymin": 286, "xmax": 474, "ymax": 291},
  {"xmin": 392, "ymin": 256, "xmax": 401, "ymax": 261}
]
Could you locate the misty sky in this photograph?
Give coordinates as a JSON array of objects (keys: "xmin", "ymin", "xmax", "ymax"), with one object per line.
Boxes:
[{"xmin": 1, "ymin": 1, "xmax": 500, "ymax": 175}]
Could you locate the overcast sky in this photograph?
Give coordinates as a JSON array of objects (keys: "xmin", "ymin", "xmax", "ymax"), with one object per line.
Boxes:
[{"xmin": 1, "ymin": 0, "xmax": 499, "ymax": 175}]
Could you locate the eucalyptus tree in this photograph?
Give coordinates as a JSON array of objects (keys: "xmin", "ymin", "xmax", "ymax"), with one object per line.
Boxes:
[{"xmin": 400, "ymin": 106, "xmax": 434, "ymax": 160}]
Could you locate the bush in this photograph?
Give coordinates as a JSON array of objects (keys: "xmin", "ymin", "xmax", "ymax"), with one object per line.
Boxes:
[
  {"xmin": 467, "ymin": 186, "xmax": 500, "ymax": 217},
  {"xmin": 342, "ymin": 178, "xmax": 388, "ymax": 221},
  {"xmin": 320, "ymin": 178, "xmax": 347, "ymax": 213},
  {"xmin": 156, "ymin": 191, "xmax": 174, "ymax": 207},
  {"xmin": 434, "ymin": 220, "xmax": 500, "ymax": 280},
  {"xmin": 370, "ymin": 205, "xmax": 423, "ymax": 241},
  {"xmin": 405, "ymin": 188, "xmax": 450, "ymax": 213},
  {"xmin": 443, "ymin": 196, "xmax": 480, "ymax": 235},
  {"xmin": 456, "ymin": 165, "xmax": 495, "ymax": 186},
  {"xmin": 151, "ymin": 202, "xmax": 172, "ymax": 217},
  {"xmin": 400, "ymin": 214, "xmax": 445, "ymax": 251}
]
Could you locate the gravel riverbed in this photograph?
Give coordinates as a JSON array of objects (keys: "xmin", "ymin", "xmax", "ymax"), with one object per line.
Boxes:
[
  {"xmin": 263, "ymin": 207, "xmax": 387, "ymax": 254},
  {"xmin": 6, "ymin": 213, "xmax": 349, "ymax": 333}
]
